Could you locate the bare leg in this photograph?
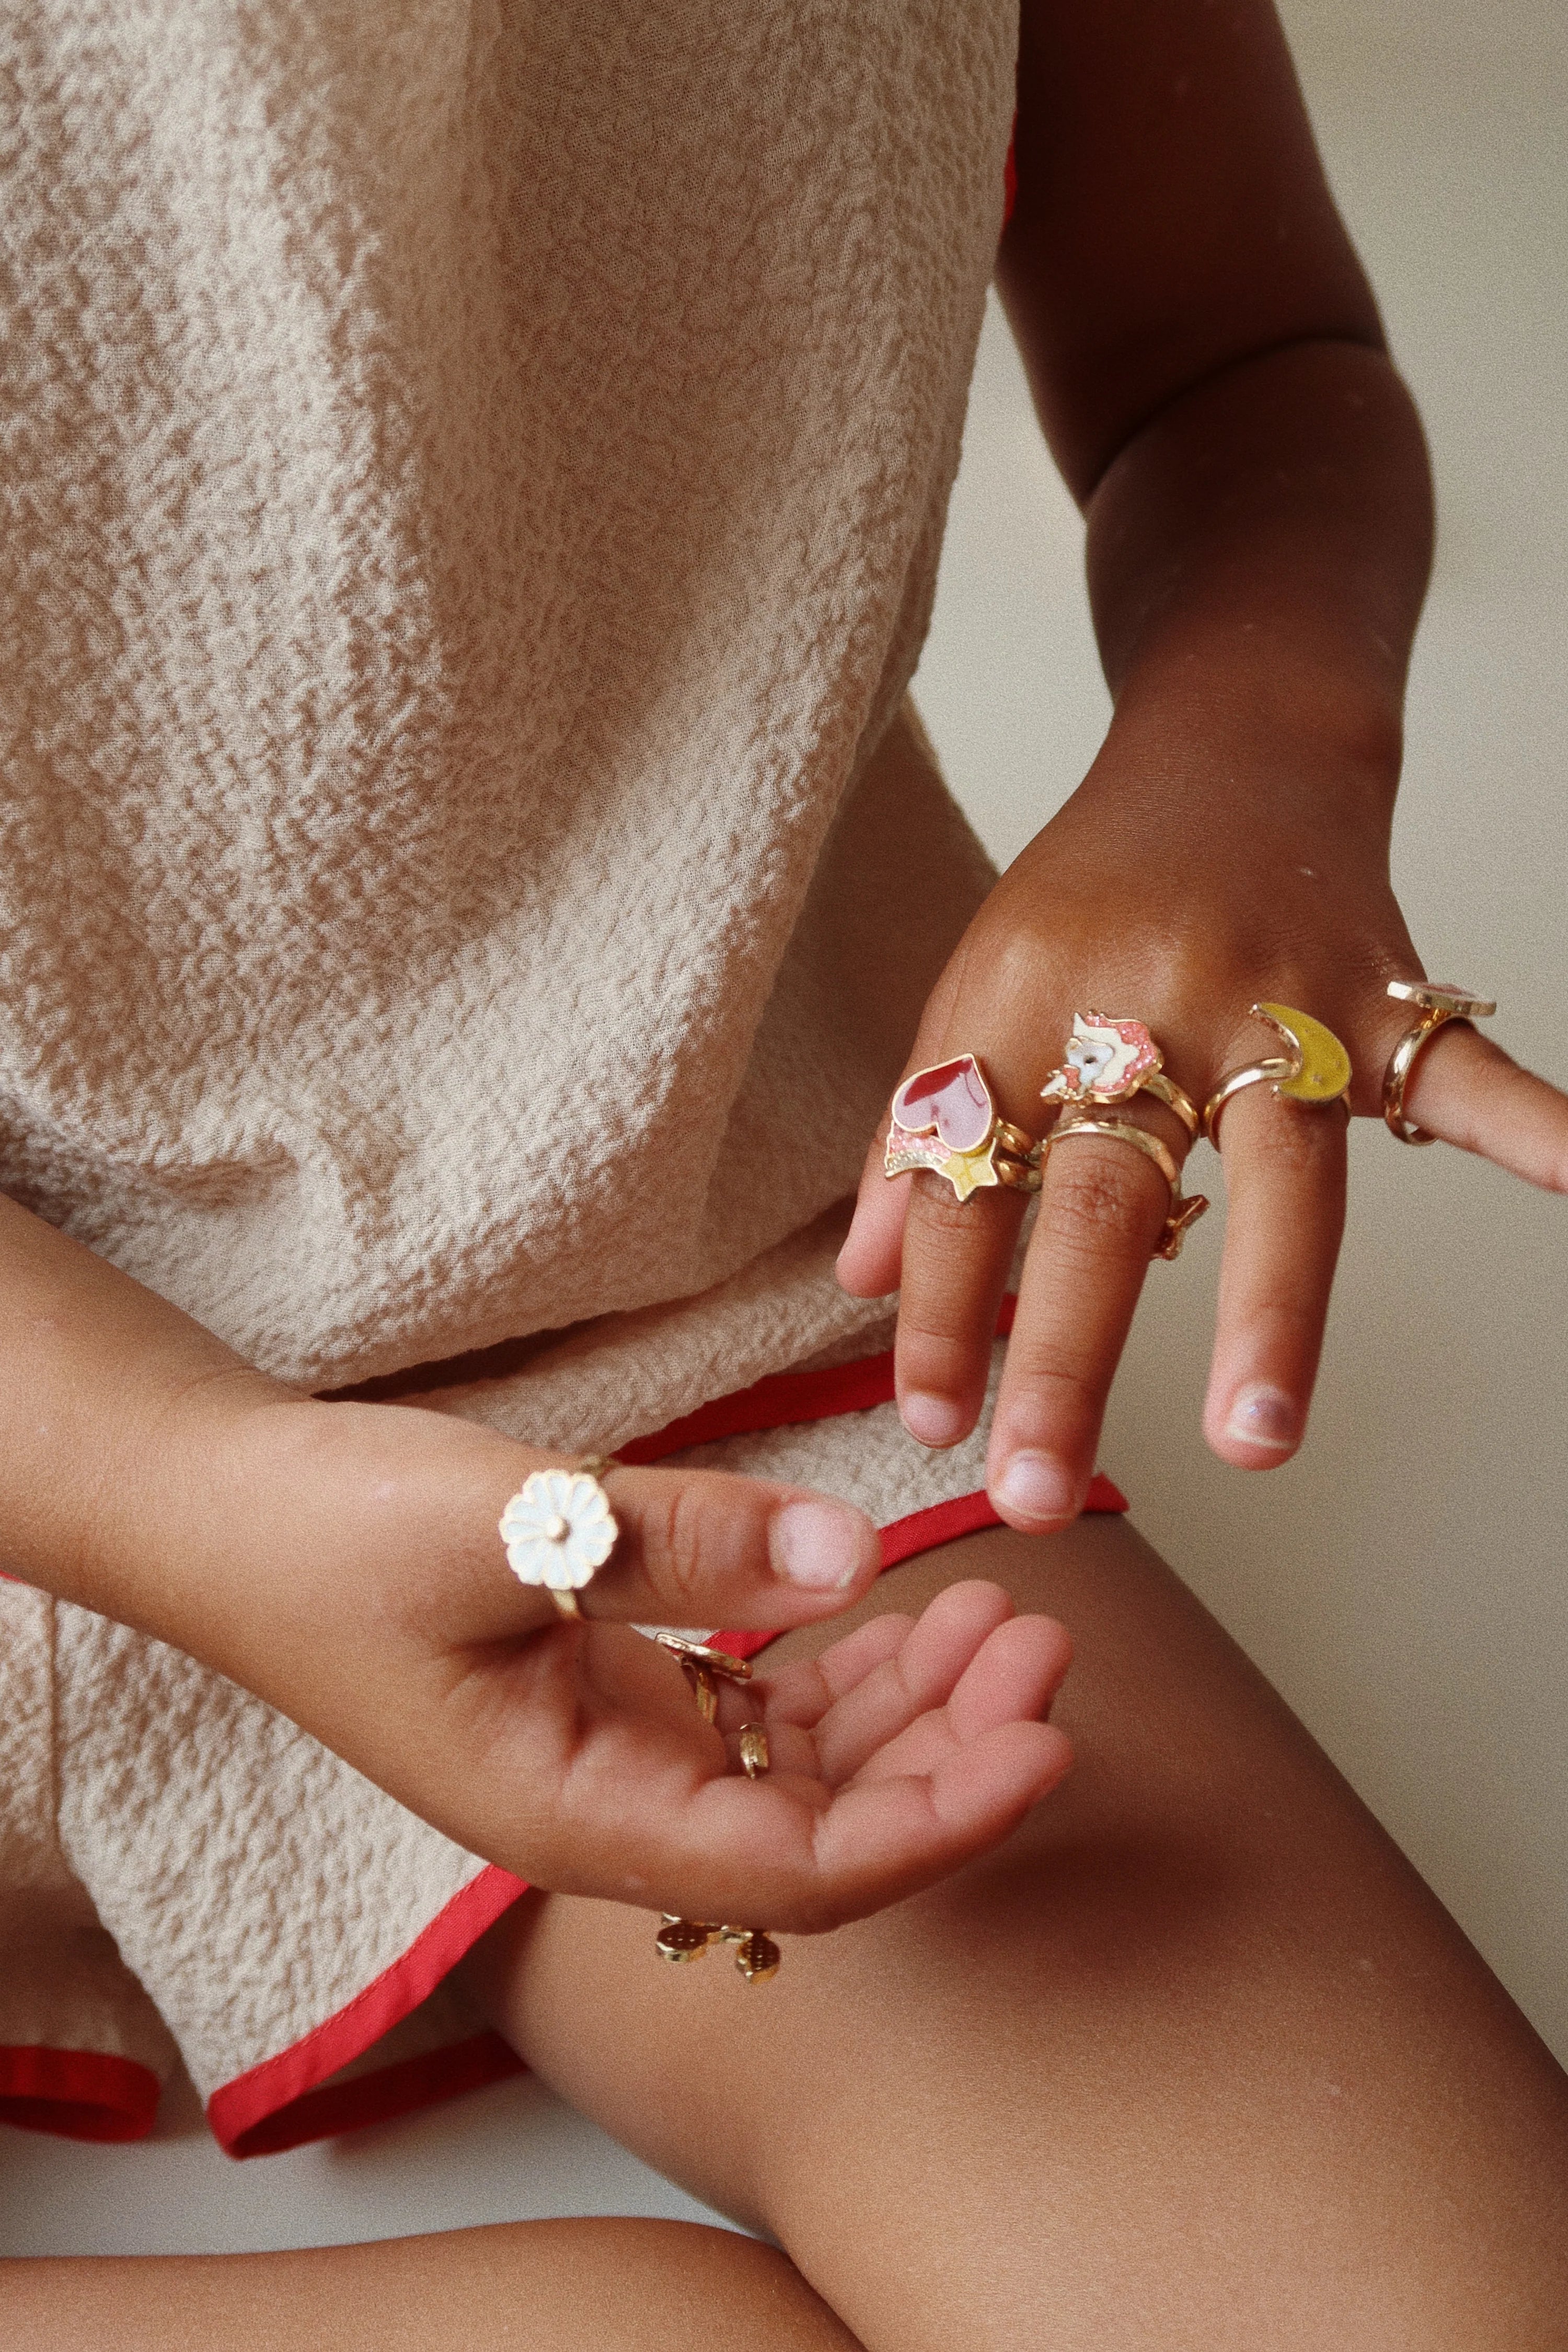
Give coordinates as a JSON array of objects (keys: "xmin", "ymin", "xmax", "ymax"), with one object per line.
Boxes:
[
  {"xmin": 0, "ymin": 2220, "xmax": 862, "ymax": 2350},
  {"xmin": 463, "ymin": 1518, "xmax": 1568, "ymax": 2352}
]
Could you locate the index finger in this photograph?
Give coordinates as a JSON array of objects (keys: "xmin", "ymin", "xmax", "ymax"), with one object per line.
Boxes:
[{"xmin": 1400, "ymin": 1021, "xmax": 1568, "ymax": 1191}]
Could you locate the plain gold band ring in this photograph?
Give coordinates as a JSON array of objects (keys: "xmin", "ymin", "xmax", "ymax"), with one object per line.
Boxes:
[
  {"xmin": 1138, "ymin": 1068, "xmax": 1201, "ymax": 1139},
  {"xmin": 1382, "ymin": 983, "xmax": 1497, "ymax": 1144},
  {"xmin": 1053, "ymin": 1113, "xmax": 1181, "ymax": 1191},
  {"xmin": 1202, "ymin": 1057, "xmax": 1299, "ymax": 1146}
]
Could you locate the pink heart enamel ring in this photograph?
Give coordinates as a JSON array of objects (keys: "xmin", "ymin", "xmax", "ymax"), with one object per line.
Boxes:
[
  {"xmin": 499, "ymin": 1455, "xmax": 618, "ymax": 1619},
  {"xmin": 884, "ymin": 1055, "xmax": 1043, "ymax": 1202},
  {"xmin": 1383, "ymin": 981, "xmax": 1496, "ymax": 1144}
]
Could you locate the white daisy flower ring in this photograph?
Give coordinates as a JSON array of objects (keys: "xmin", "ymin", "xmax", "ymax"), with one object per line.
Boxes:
[{"xmin": 500, "ymin": 1466, "xmax": 618, "ymax": 1606}]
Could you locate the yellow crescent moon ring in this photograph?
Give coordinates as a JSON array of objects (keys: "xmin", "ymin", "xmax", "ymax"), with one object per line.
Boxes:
[{"xmin": 1253, "ymin": 1002, "xmax": 1353, "ymax": 1106}]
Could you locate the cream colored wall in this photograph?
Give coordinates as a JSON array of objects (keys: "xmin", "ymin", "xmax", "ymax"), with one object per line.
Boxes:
[
  {"xmin": 4, "ymin": 0, "xmax": 1561, "ymax": 2260},
  {"xmin": 915, "ymin": 0, "xmax": 1568, "ymax": 2062}
]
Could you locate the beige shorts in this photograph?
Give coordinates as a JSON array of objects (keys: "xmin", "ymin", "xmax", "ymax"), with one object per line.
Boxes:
[{"xmin": 0, "ymin": 1337, "xmax": 1123, "ymax": 2158}]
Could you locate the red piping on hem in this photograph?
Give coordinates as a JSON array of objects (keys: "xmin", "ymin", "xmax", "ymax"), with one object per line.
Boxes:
[
  {"xmin": 617, "ymin": 1294, "xmax": 1024, "ymax": 1466},
  {"xmin": 0, "ymin": 2045, "xmax": 161, "ymax": 2144},
  {"xmin": 207, "ymin": 1864, "xmax": 526, "ymax": 2159},
  {"xmin": 219, "ymin": 2031, "xmax": 524, "ymax": 2160}
]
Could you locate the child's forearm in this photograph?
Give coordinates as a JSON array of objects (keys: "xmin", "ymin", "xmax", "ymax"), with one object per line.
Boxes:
[
  {"xmin": 0, "ymin": 1186, "xmax": 289, "ymax": 1626},
  {"xmin": 999, "ymin": 0, "xmax": 1433, "ymax": 846},
  {"xmin": 1080, "ymin": 336, "xmax": 1433, "ymax": 836}
]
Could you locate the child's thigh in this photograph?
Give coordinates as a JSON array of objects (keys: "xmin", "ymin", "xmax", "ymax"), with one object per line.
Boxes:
[{"xmin": 462, "ymin": 1519, "xmax": 1568, "ymax": 2352}]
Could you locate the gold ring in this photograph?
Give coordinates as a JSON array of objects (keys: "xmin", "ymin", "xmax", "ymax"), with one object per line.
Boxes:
[
  {"xmin": 1202, "ymin": 1057, "xmax": 1299, "ymax": 1145},
  {"xmin": 653, "ymin": 1632, "xmax": 753, "ymax": 1723},
  {"xmin": 1383, "ymin": 982, "xmax": 1497, "ymax": 1144},
  {"xmin": 499, "ymin": 1457, "xmax": 620, "ymax": 1619},
  {"xmin": 885, "ymin": 1054, "xmax": 1042, "ymax": 1201},
  {"xmin": 654, "ymin": 1656, "xmax": 780, "ymax": 1984},
  {"xmin": 1047, "ymin": 1114, "xmax": 1210, "ymax": 1261},
  {"xmin": 1138, "ymin": 1069, "xmax": 1201, "ymax": 1138},
  {"xmin": 1203, "ymin": 1003, "xmax": 1353, "ymax": 1144},
  {"xmin": 1039, "ymin": 1012, "xmax": 1199, "ymax": 1138},
  {"xmin": 652, "ymin": 1633, "xmax": 754, "ymax": 1682}
]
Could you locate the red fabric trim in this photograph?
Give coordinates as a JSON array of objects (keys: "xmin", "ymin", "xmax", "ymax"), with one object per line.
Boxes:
[
  {"xmin": 222, "ymin": 2031, "xmax": 524, "ymax": 2161},
  {"xmin": 619, "ymin": 1292, "xmax": 1028, "ymax": 1466},
  {"xmin": 0, "ymin": 2045, "xmax": 161, "ymax": 2144},
  {"xmin": 617, "ymin": 1352, "xmax": 900, "ymax": 1462},
  {"xmin": 1002, "ymin": 117, "xmax": 1018, "ymax": 228},
  {"xmin": 207, "ymin": 1863, "xmax": 526, "ymax": 2160}
]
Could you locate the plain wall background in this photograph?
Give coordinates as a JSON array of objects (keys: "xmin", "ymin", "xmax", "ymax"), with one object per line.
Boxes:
[{"xmin": 3, "ymin": 0, "xmax": 1563, "ymax": 2260}]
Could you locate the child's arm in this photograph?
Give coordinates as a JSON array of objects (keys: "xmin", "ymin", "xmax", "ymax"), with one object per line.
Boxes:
[
  {"xmin": 0, "ymin": 1186, "xmax": 1072, "ymax": 1928},
  {"xmin": 839, "ymin": 0, "xmax": 1567, "ymax": 1517}
]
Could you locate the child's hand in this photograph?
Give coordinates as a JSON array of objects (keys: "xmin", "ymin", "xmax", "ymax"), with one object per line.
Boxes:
[
  {"xmin": 838, "ymin": 0, "xmax": 1550, "ymax": 1531},
  {"xmin": 162, "ymin": 1391, "xmax": 1073, "ymax": 1934},
  {"xmin": 837, "ymin": 733, "xmax": 1568, "ymax": 1529}
]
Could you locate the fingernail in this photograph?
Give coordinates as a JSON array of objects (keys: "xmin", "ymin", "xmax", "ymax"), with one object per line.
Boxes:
[
  {"xmin": 770, "ymin": 1499, "xmax": 877, "ymax": 1590},
  {"xmin": 1224, "ymin": 1383, "xmax": 1301, "ymax": 1450},
  {"xmin": 994, "ymin": 1451, "xmax": 1079, "ymax": 1527},
  {"xmin": 900, "ymin": 1390, "xmax": 968, "ymax": 1448}
]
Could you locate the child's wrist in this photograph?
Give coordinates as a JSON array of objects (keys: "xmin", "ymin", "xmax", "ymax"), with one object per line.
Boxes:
[{"xmin": 73, "ymin": 1365, "xmax": 304, "ymax": 1648}]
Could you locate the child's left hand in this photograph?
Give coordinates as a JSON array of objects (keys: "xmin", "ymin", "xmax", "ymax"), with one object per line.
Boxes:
[{"xmin": 837, "ymin": 728, "xmax": 1568, "ymax": 1529}]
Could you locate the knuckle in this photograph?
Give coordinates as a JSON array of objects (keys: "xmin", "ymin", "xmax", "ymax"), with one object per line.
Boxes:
[
  {"xmin": 1003, "ymin": 1338, "xmax": 1103, "ymax": 1412},
  {"xmin": 1041, "ymin": 1154, "xmax": 1161, "ymax": 1257},
  {"xmin": 907, "ymin": 1172, "xmax": 1008, "ymax": 1247},
  {"xmin": 644, "ymin": 1477, "xmax": 708, "ymax": 1603}
]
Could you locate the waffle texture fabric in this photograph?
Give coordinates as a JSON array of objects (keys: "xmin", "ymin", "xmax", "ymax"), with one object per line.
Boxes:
[{"xmin": 0, "ymin": 0, "xmax": 1016, "ymax": 1446}]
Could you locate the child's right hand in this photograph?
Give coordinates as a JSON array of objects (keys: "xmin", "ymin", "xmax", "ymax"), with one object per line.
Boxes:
[
  {"xmin": 134, "ymin": 1387, "xmax": 1076, "ymax": 1935},
  {"xmin": 0, "ymin": 1190, "xmax": 1073, "ymax": 1933}
]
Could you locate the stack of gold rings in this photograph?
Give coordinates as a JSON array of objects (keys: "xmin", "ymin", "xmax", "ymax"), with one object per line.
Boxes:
[
  {"xmin": 882, "ymin": 979, "xmax": 1497, "ymax": 1230},
  {"xmin": 1037, "ymin": 1013, "xmax": 1209, "ymax": 1260},
  {"xmin": 652, "ymin": 1635, "xmax": 781, "ymax": 1985},
  {"xmin": 883, "ymin": 1022, "xmax": 1210, "ymax": 1258}
]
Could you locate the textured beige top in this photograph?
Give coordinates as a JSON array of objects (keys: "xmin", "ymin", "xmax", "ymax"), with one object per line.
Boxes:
[{"xmin": 0, "ymin": 2, "xmax": 1012, "ymax": 1452}]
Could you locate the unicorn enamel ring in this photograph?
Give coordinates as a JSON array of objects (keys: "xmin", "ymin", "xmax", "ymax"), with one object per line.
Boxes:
[
  {"xmin": 884, "ymin": 1056, "xmax": 1043, "ymax": 1201},
  {"xmin": 1039, "ymin": 1012, "xmax": 1202, "ymax": 1136},
  {"xmin": 499, "ymin": 1455, "xmax": 619, "ymax": 1619}
]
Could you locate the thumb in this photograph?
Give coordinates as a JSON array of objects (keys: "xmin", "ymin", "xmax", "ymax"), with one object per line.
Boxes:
[{"xmin": 552, "ymin": 1460, "xmax": 883, "ymax": 1631}]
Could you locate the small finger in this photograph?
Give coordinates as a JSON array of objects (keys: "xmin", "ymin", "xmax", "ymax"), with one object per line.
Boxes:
[
  {"xmin": 848, "ymin": 1611, "xmax": 1074, "ymax": 1785},
  {"xmin": 1202, "ymin": 1082, "xmax": 1347, "ymax": 1467},
  {"xmin": 809, "ymin": 1581, "xmax": 1020, "ymax": 1780},
  {"xmin": 894, "ymin": 1170, "xmax": 1025, "ymax": 1447},
  {"xmin": 986, "ymin": 1118, "xmax": 1177, "ymax": 1528},
  {"xmin": 793, "ymin": 1719, "xmax": 1074, "ymax": 1924},
  {"xmin": 836, "ymin": 1134, "xmax": 910, "ymax": 1298},
  {"xmin": 748, "ymin": 1611, "xmax": 917, "ymax": 1729},
  {"xmin": 1401, "ymin": 1022, "xmax": 1568, "ymax": 1192}
]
